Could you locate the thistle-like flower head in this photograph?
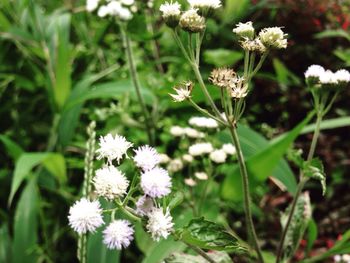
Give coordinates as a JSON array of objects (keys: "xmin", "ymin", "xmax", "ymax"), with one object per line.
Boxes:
[
  {"xmin": 258, "ymin": 27, "xmax": 288, "ymax": 49},
  {"xmin": 169, "ymin": 81, "xmax": 194, "ymax": 102},
  {"xmin": 179, "ymin": 9, "xmax": 205, "ymax": 33}
]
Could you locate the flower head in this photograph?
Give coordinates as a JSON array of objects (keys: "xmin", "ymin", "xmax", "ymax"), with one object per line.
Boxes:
[
  {"xmin": 160, "ymin": 1, "xmax": 181, "ymax": 28},
  {"xmin": 209, "ymin": 149, "xmax": 227, "ymax": 163},
  {"xmin": 258, "ymin": 27, "xmax": 287, "ymax": 49},
  {"xmin": 189, "ymin": 116, "xmax": 219, "ymax": 129},
  {"xmin": 228, "ymin": 76, "xmax": 248, "ymax": 98},
  {"xmin": 169, "ymin": 81, "xmax": 194, "ymax": 102},
  {"xmin": 233, "ymin": 21, "xmax": 255, "ymax": 39},
  {"xmin": 136, "ymin": 195, "xmax": 154, "ymax": 216},
  {"xmin": 146, "ymin": 208, "xmax": 174, "ymax": 241},
  {"xmin": 334, "ymin": 69, "xmax": 350, "ymax": 85},
  {"xmin": 134, "ymin": 145, "xmax": 161, "ymax": 171},
  {"xmin": 96, "ymin": 134, "xmax": 133, "ymax": 164},
  {"xmin": 179, "ymin": 9, "xmax": 205, "ymax": 33},
  {"xmin": 167, "ymin": 158, "xmax": 184, "ymax": 173},
  {"xmin": 93, "ymin": 166, "xmax": 129, "ymax": 200},
  {"xmin": 221, "ymin": 143, "xmax": 236, "ymax": 155},
  {"xmin": 187, "ymin": 0, "xmax": 221, "ymax": 9},
  {"xmin": 159, "ymin": 153, "xmax": 171, "ymax": 164},
  {"xmin": 170, "ymin": 125, "xmax": 185, "ymax": 136},
  {"xmin": 182, "ymin": 154, "xmax": 194, "ymax": 163},
  {"xmin": 189, "ymin": 142, "xmax": 213, "ymax": 156},
  {"xmin": 141, "ymin": 167, "xmax": 172, "ymax": 198},
  {"xmin": 103, "ymin": 220, "xmax": 134, "ymax": 250},
  {"xmin": 195, "ymin": 171, "xmax": 208, "ymax": 180},
  {"xmin": 209, "ymin": 67, "xmax": 236, "ymax": 88},
  {"xmin": 319, "ymin": 70, "xmax": 338, "ymax": 85},
  {"xmin": 68, "ymin": 198, "xmax": 104, "ymax": 234},
  {"xmin": 304, "ymin": 65, "xmax": 325, "ymax": 85},
  {"xmin": 240, "ymin": 38, "xmax": 266, "ymax": 53},
  {"xmin": 184, "ymin": 177, "xmax": 197, "ymax": 186},
  {"xmin": 184, "ymin": 127, "xmax": 205, "ymax": 138},
  {"xmin": 86, "ymin": 0, "xmax": 100, "ymax": 12}
]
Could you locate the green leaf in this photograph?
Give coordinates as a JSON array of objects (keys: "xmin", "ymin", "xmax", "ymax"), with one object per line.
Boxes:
[
  {"xmin": 301, "ymin": 117, "xmax": 350, "ymax": 134},
  {"xmin": 165, "ymin": 251, "xmax": 231, "ymax": 263},
  {"xmin": 0, "ymin": 224, "xmax": 11, "ymax": 263},
  {"xmin": 221, "ymin": 0, "xmax": 250, "ymax": 24},
  {"xmin": 175, "ymin": 217, "xmax": 247, "ymax": 253},
  {"xmin": 272, "ymin": 58, "xmax": 301, "ymax": 86},
  {"xmin": 303, "ymin": 158, "xmax": 326, "ymax": 195},
  {"xmin": 0, "ymin": 134, "xmax": 24, "ymax": 161},
  {"xmin": 42, "ymin": 153, "xmax": 67, "ymax": 185},
  {"xmin": 12, "ymin": 177, "xmax": 39, "ymax": 263},
  {"xmin": 203, "ymin": 49, "xmax": 243, "ymax": 67},
  {"xmin": 87, "ymin": 229, "xmax": 120, "ymax": 263},
  {"xmin": 306, "ymin": 219, "xmax": 318, "ymax": 255},
  {"xmin": 314, "ymin": 29, "xmax": 350, "ymax": 42}
]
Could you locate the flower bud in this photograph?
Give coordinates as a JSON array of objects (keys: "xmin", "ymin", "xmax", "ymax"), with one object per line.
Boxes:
[
  {"xmin": 160, "ymin": 1, "xmax": 181, "ymax": 28},
  {"xmin": 233, "ymin": 21, "xmax": 255, "ymax": 40},
  {"xmin": 258, "ymin": 27, "xmax": 288, "ymax": 49},
  {"xmin": 179, "ymin": 9, "xmax": 205, "ymax": 33}
]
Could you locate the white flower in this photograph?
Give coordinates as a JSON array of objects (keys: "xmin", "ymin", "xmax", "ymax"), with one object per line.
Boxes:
[
  {"xmin": 233, "ymin": 21, "xmax": 255, "ymax": 39},
  {"xmin": 209, "ymin": 149, "xmax": 227, "ymax": 163},
  {"xmin": 258, "ymin": 27, "xmax": 287, "ymax": 49},
  {"xmin": 146, "ymin": 208, "xmax": 174, "ymax": 241},
  {"xmin": 68, "ymin": 198, "xmax": 104, "ymax": 234},
  {"xmin": 134, "ymin": 145, "xmax": 161, "ymax": 171},
  {"xmin": 189, "ymin": 116, "xmax": 218, "ymax": 129},
  {"xmin": 98, "ymin": 5, "xmax": 109, "ymax": 17},
  {"xmin": 187, "ymin": 0, "xmax": 221, "ymax": 9},
  {"xmin": 159, "ymin": 153, "xmax": 171, "ymax": 164},
  {"xmin": 117, "ymin": 6, "xmax": 133, "ymax": 20},
  {"xmin": 167, "ymin": 158, "xmax": 183, "ymax": 173},
  {"xmin": 169, "ymin": 81, "xmax": 194, "ymax": 102},
  {"xmin": 195, "ymin": 171, "xmax": 208, "ymax": 180},
  {"xmin": 334, "ymin": 255, "xmax": 342, "ymax": 262},
  {"xmin": 304, "ymin": 65, "xmax": 325, "ymax": 80},
  {"xmin": 319, "ymin": 70, "xmax": 337, "ymax": 85},
  {"xmin": 96, "ymin": 134, "xmax": 133, "ymax": 164},
  {"xmin": 184, "ymin": 127, "xmax": 205, "ymax": 138},
  {"xmin": 179, "ymin": 8, "xmax": 205, "ymax": 33},
  {"xmin": 86, "ymin": 0, "xmax": 100, "ymax": 12},
  {"xmin": 342, "ymin": 254, "xmax": 350, "ymax": 262},
  {"xmin": 182, "ymin": 154, "xmax": 194, "ymax": 163},
  {"xmin": 228, "ymin": 76, "xmax": 248, "ymax": 98},
  {"xmin": 121, "ymin": 0, "xmax": 134, "ymax": 5},
  {"xmin": 141, "ymin": 167, "xmax": 172, "ymax": 198},
  {"xmin": 189, "ymin": 142, "xmax": 213, "ymax": 156},
  {"xmin": 334, "ymin": 69, "xmax": 350, "ymax": 84},
  {"xmin": 184, "ymin": 177, "xmax": 197, "ymax": 186},
  {"xmin": 103, "ymin": 220, "xmax": 134, "ymax": 250},
  {"xmin": 93, "ymin": 166, "xmax": 129, "ymax": 200},
  {"xmin": 136, "ymin": 195, "xmax": 154, "ymax": 216},
  {"xmin": 160, "ymin": 1, "xmax": 181, "ymax": 18},
  {"xmin": 170, "ymin": 126, "xmax": 185, "ymax": 136},
  {"xmin": 221, "ymin": 143, "xmax": 236, "ymax": 155}
]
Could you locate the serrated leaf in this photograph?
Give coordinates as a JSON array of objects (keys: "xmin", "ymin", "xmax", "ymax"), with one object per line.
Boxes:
[
  {"xmin": 303, "ymin": 158, "xmax": 326, "ymax": 195},
  {"xmin": 175, "ymin": 218, "xmax": 247, "ymax": 253}
]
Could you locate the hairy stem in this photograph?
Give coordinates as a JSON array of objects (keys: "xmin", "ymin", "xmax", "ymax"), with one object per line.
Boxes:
[{"xmin": 184, "ymin": 242, "xmax": 216, "ymax": 263}]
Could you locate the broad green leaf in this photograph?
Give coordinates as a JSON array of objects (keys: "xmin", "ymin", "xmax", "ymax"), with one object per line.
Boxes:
[
  {"xmin": 12, "ymin": 177, "xmax": 39, "ymax": 263},
  {"xmin": 175, "ymin": 217, "xmax": 247, "ymax": 253},
  {"xmin": 42, "ymin": 153, "xmax": 67, "ymax": 185},
  {"xmin": 0, "ymin": 224, "xmax": 11, "ymax": 263},
  {"xmin": 0, "ymin": 134, "xmax": 24, "ymax": 161},
  {"xmin": 87, "ymin": 229, "xmax": 120, "ymax": 263},
  {"xmin": 314, "ymin": 29, "xmax": 350, "ymax": 42},
  {"xmin": 203, "ymin": 49, "xmax": 243, "ymax": 67}
]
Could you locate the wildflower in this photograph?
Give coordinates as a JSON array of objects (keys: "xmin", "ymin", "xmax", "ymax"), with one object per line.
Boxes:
[
  {"xmin": 68, "ymin": 198, "xmax": 104, "ymax": 234},
  {"xmin": 319, "ymin": 70, "xmax": 337, "ymax": 85},
  {"xmin": 195, "ymin": 171, "xmax": 208, "ymax": 180},
  {"xmin": 182, "ymin": 154, "xmax": 194, "ymax": 163},
  {"xmin": 167, "ymin": 158, "xmax": 184, "ymax": 172},
  {"xmin": 121, "ymin": 0, "xmax": 135, "ymax": 5},
  {"xmin": 209, "ymin": 67, "xmax": 236, "ymax": 88},
  {"xmin": 233, "ymin": 21, "xmax": 255, "ymax": 40},
  {"xmin": 184, "ymin": 127, "xmax": 205, "ymax": 138},
  {"xmin": 98, "ymin": 5, "xmax": 110, "ymax": 17},
  {"xmin": 136, "ymin": 195, "xmax": 154, "ymax": 216},
  {"xmin": 160, "ymin": 1, "xmax": 181, "ymax": 28},
  {"xmin": 86, "ymin": 0, "xmax": 100, "ymax": 12},
  {"xmin": 146, "ymin": 208, "xmax": 174, "ymax": 241},
  {"xmin": 141, "ymin": 167, "xmax": 172, "ymax": 198},
  {"xmin": 189, "ymin": 116, "xmax": 219, "ymax": 129},
  {"xmin": 228, "ymin": 76, "xmax": 248, "ymax": 98},
  {"xmin": 170, "ymin": 125, "xmax": 185, "ymax": 136},
  {"xmin": 96, "ymin": 134, "xmax": 133, "ymax": 164},
  {"xmin": 179, "ymin": 9, "xmax": 205, "ymax": 33},
  {"xmin": 189, "ymin": 142, "xmax": 213, "ymax": 156},
  {"xmin": 334, "ymin": 69, "xmax": 350, "ymax": 86},
  {"xmin": 240, "ymin": 38, "xmax": 266, "ymax": 53},
  {"xmin": 184, "ymin": 177, "xmax": 197, "ymax": 186},
  {"xmin": 221, "ymin": 143, "xmax": 236, "ymax": 155},
  {"xmin": 258, "ymin": 27, "xmax": 287, "ymax": 49},
  {"xmin": 93, "ymin": 166, "xmax": 129, "ymax": 200},
  {"xmin": 187, "ymin": 0, "xmax": 221, "ymax": 9},
  {"xmin": 103, "ymin": 220, "xmax": 134, "ymax": 249},
  {"xmin": 334, "ymin": 255, "xmax": 342, "ymax": 262},
  {"xmin": 209, "ymin": 149, "xmax": 227, "ymax": 163},
  {"xmin": 304, "ymin": 65, "xmax": 325, "ymax": 85},
  {"xmin": 134, "ymin": 145, "xmax": 161, "ymax": 171},
  {"xmin": 159, "ymin": 153, "xmax": 171, "ymax": 164},
  {"xmin": 169, "ymin": 81, "xmax": 194, "ymax": 102}
]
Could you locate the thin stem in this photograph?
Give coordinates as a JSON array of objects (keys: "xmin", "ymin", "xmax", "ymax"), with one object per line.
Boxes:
[
  {"xmin": 248, "ymin": 52, "xmax": 268, "ymax": 81},
  {"xmin": 188, "ymin": 98, "xmax": 227, "ymax": 126},
  {"xmin": 121, "ymin": 26, "xmax": 154, "ymax": 145},
  {"xmin": 77, "ymin": 234, "xmax": 87, "ymax": 263},
  {"xmin": 172, "ymin": 29, "xmax": 192, "ymax": 63},
  {"xmin": 307, "ymin": 113, "xmax": 322, "ymax": 162},
  {"xmin": 229, "ymin": 126, "xmax": 264, "ymax": 263},
  {"xmin": 183, "ymin": 242, "xmax": 216, "ymax": 263}
]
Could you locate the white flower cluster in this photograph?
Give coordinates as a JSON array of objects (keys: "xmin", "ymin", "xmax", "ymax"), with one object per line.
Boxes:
[
  {"xmin": 96, "ymin": 134, "xmax": 133, "ymax": 164},
  {"xmin": 170, "ymin": 125, "xmax": 205, "ymax": 138},
  {"xmin": 189, "ymin": 142, "xmax": 214, "ymax": 156},
  {"xmin": 233, "ymin": 21, "xmax": 288, "ymax": 50},
  {"xmin": 187, "ymin": 0, "xmax": 222, "ymax": 9},
  {"xmin": 305, "ymin": 64, "xmax": 350, "ymax": 87},
  {"xmin": 189, "ymin": 116, "xmax": 219, "ymax": 129},
  {"xmin": 86, "ymin": 0, "xmax": 137, "ymax": 20},
  {"xmin": 334, "ymin": 254, "xmax": 350, "ymax": 263}
]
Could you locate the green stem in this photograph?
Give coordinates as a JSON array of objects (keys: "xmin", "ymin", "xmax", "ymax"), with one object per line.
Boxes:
[
  {"xmin": 248, "ymin": 52, "xmax": 268, "ymax": 81},
  {"xmin": 121, "ymin": 26, "xmax": 154, "ymax": 145},
  {"xmin": 188, "ymin": 98, "xmax": 227, "ymax": 126},
  {"xmin": 183, "ymin": 241, "xmax": 216, "ymax": 263},
  {"xmin": 77, "ymin": 234, "xmax": 87, "ymax": 263},
  {"xmin": 229, "ymin": 126, "xmax": 264, "ymax": 263}
]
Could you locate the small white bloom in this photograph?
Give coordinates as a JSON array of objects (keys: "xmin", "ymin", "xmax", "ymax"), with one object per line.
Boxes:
[
  {"xmin": 319, "ymin": 70, "xmax": 337, "ymax": 85},
  {"xmin": 343, "ymin": 254, "xmax": 350, "ymax": 262},
  {"xmin": 96, "ymin": 134, "xmax": 133, "ymax": 164},
  {"xmin": 106, "ymin": 1, "xmax": 122, "ymax": 16},
  {"xmin": 93, "ymin": 166, "xmax": 129, "ymax": 200},
  {"xmin": 209, "ymin": 149, "xmax": 227, "ymax": 163},
  {"xmin": 179, "ymin": 8, "xmax": 205, "ymax": 33},
  {"xmin": 334, "ymin": 255, "xmax": 342, "ymax": 262},
  {"xmin": 169, "ymin": 87, "xmax": 191, "ymax": 102},
  {"xmin": 86, "ymin": 0, "xmax": 100, "ymax": 12},
  {"xmin": 160, "ymin": 1, "xmax": 181, "ymax": 18},
  {"xmin": 159, "ymin": 153, "xmax": 171, "ymax": 164},
  {"xmin": 134, "ymin": 145, "xmax": 161, "ymax": 171},
  {"xmin": 117, "ymin": 6, "xmax": 133, "ymax": 20},
  {"xmin": 121, "ymin": 0, "xmax": 134, "ymax": 5},
  {"xmin": 195, "ymin": 171, "xmax": 208, "ymax": 180},
  {"xmin": 334, "ymin": 69, "xmax": 350, "ymax": 84},
  {"xmin": 141, "ymin": 167, "xmax": 172, "ymax": 198},
  {"xmin": 258, "ymin": 27, "xmax": 287, "ymax": 49},
  {"xmin": 182, "ymin": 154, "xmax": 194, "ymax": 163},
  {"xmin": 189, "ymin": 116, "xmax": 218, "ymax": 129},
  {"xmin": 147, "ymin": 208, "xmax": 174, "ymax": 241},
  {"xmin": 136, "ymin": 195, "xmax": 154, "ymax": 216},
  {"xmin": 98, "ymin": 5, "xmax": 110, "ymax": 17},
  {"xmin": 233, "ymin": 21, "xmax": 255, "ymax": 39},
  {"xmin": 184, "ymin": 127, "xmax": 205, "ymax": 138},
  {"xmin": 167, "ymin": 158, "xmax": 183, "ymax": 173},
  {"xmin": 103, "ymin": 220, "xmax": 134, "ymax": 250},
  {"xmin": 170, "ymin": 126, "xmax": 185, "ymax": 136},
  {"xmin": 304, "ymin": 65, "xmax": 325, "ymax": 80},
  {"xmin": 184, "ymin": 177, "xmax": 197, "ymax": 186},
  {"xmin": 187, "ymin": 0, "xmax": 221, "ymax": 9},
  {"xmin": 68, "ymin": 198, "xmax": 104, "ymax": 234},
  {"xmin": 222, "ymin": 143, "xmax": 236, "ymax": 155},
  {"xmin": 189, "ymin": 142, "xmax": 213, "ymax": 156}
]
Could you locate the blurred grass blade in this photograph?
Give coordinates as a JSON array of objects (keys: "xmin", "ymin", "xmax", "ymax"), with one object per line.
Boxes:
[
  {"xmin": 301, "ymin": 117, "xmax": 350, "ymax": 134},
  {"xmin": 0, "ymin": 224, "xmax": 11, "ymax": 263},
  {"xmin": 0, "ymin": 134, "xmax": 24, "ymax": 161},
  {"xmin": 314, "ymin": 29, "xmax": 350, "ymax": 42}
]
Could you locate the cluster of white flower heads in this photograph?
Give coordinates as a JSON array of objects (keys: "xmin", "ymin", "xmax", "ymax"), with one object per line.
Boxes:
[
  {"xmin": 93, "ymin": 166, "xmax": 129, "ymax": 200},
  {"xmin": 133, "ymin": 145, "xmax": 161, "ymax": 171},
  {"xmin": 169, "ymin": 125, "xmax": 204, "ymax": 138},
  {"xmin": 189, "ymin": 116, "xmax": 219, "ymax": 129},
  {"xmin": 146, "ymin": 208, "xmax": 174, "ymax": 241},
  {"xmin": 334, "ymin": 254, "xmax": 350, "ymax": 263},
  {"xmin": 160, "ymin": 1, "xmax": 181, "ymax": 18},
  {"xmin": 209, "ymin": 149, "xmax": 227, "ymax": 163},
  {"xmin": 103, "ymin": 220, "xmax": 134, "ymax": 249},
  {"xmin": 86, "ymin": 0, "xmax": 137, "ymax": 20},
  {"xmin": 189, "ymin": 142, "xmax": 214, "ymax": 156},
  {"xmin": 96, "ymin": 134, "xmax": 133, "ymax": 164},
  {"xmin": 68, "ymin": 198, "xmax": 104, "ymax": 234},
  {"xmin": 187, "ymin": 0, "xmax": 222, "ymax": 9},
  {"xmin": 305, "ymin": 64, "xmax": 350, "ymax": 87}
]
